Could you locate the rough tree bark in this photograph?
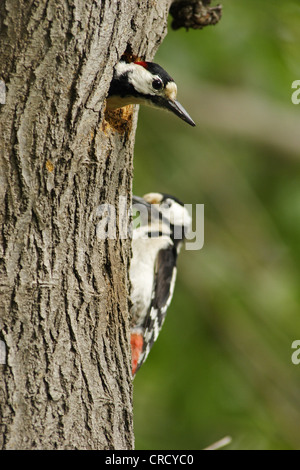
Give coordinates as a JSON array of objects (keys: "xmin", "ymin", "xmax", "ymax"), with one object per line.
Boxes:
[{"xmin": 0, "ymin": 0, "xmax": 171, "ymax": 450}]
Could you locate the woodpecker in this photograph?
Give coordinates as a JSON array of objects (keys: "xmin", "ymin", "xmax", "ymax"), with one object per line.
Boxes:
[
  {"xmin": 107, "ymin": 60, "xmax": 196, "ymax": 127},
  {"xmin": 130, "ymin": 192, "xmax": 192, "ymax": 376}
]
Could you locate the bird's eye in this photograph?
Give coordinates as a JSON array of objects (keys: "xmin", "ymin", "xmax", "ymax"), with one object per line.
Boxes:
[{"xmin": 152, "ymin": 78, "xmax": 163, "ymax": 90}]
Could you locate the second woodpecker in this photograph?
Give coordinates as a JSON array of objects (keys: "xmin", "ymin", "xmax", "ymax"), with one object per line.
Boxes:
[
  {"xmin": 107, "ymin": 60, "xmax": 195, "ymax": 127},
  {"xmin": 130, "ymin": 192, "xmax": 192, "ymax": 376}
]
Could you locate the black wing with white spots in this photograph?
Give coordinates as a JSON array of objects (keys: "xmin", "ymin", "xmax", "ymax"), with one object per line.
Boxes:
[{"xmin": 136, "ymin": 245, "xmax": 178, "ymax": 372}]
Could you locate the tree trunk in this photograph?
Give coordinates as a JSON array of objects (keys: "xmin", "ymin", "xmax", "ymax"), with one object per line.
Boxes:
[{"xmin": 0, "ymin": 0, "xmax": 171, "ymax": 450}]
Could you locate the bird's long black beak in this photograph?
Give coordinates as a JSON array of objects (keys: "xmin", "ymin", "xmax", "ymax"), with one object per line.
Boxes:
[
  {"xmin": 132, "ymin": 195, "xmax": 152, "ymax": 222},
  {"xmin": 150, "ymin": 95, "xmax": 195, "ymax": 127},
  {"xmin": 132, "ymin": 195, "xmax": 161, "ymax": 224},
  {"xmin": 165, "ymin": 99, "xmax": 196, "ymax": 127},
  {"xmin": 132, "ymin": 195, "xmax": 151, "ymax": 208}
]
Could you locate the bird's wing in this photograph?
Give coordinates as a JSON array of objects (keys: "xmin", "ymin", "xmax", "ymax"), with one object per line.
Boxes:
[{"xmin": 135, "ymin": 245, "xmax": 178, "ymax": 373}]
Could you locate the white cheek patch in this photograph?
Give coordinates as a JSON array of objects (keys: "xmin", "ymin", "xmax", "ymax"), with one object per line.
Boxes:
[
  {"xmin": 114, "ymin": 62, "xmax": 154, "ymax": 96},
  {"xmin": 130, "ymin": 66, "xmax": 157, "ymax": 96},
  {"xmin": 161, "ymin": 202, "xmax": 191, "ymax": 229}
]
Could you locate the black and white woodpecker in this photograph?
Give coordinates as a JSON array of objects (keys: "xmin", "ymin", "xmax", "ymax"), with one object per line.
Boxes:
[
  {"xmin": 107, "ymin": 60, "xmax": 196, "ymax": 127},
  {"xmin": 130, "ymin": 192, "xmax": 192, "ymax": 376}
]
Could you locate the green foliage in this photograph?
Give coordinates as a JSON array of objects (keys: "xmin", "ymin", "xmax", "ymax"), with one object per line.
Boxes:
[{"xmin": 133, "ymin": 0, "xmax": 300, "ymax": 450}]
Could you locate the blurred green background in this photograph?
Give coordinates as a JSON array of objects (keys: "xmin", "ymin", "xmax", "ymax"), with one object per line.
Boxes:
[{"xmin": 132, "ymin": 0, "xmax": 300, "ymax": 450}]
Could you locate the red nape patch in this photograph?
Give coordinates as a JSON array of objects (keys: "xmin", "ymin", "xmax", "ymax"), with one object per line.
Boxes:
[
  {"xmin": 134, "ymin": 61, "xmax": 148, "ymax": 69},
  {"xmin": 131, "ymin": 333, "xmax": 144, "ymax": 376}
]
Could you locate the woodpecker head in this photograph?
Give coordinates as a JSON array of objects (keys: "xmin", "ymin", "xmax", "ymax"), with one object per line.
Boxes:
[
  {"xmin": 132, "ymin": 192, "xmax": 192, "ymax": 243},
  {"xmin": 108, "ymin": 61, "xmax": 195, "ymax": 127}
]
